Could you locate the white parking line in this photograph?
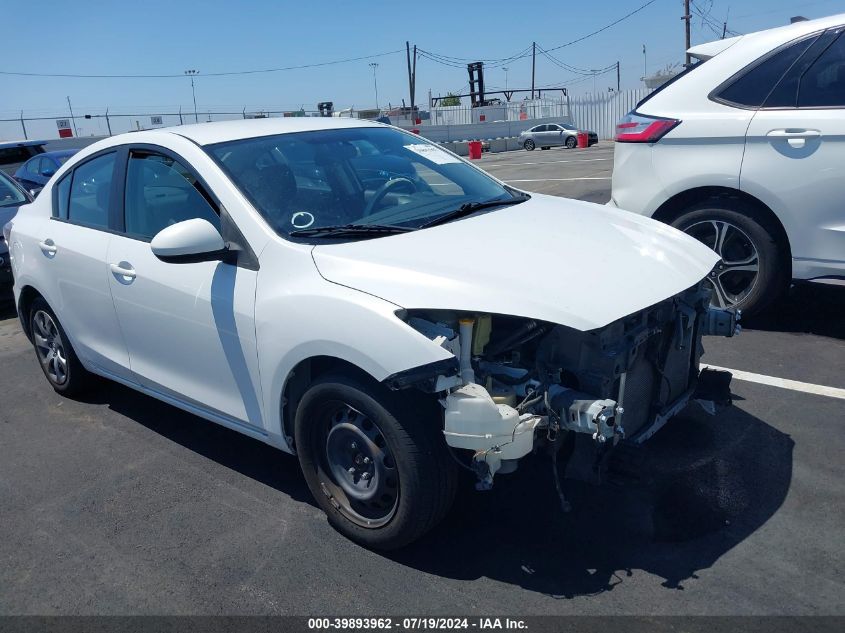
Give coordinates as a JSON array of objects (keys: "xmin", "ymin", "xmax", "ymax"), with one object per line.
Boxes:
[
  {"xmin": 484, "ymin": 157, "xmax": 613, "ymax": 168},
  {"xmin": 702, "ymin": 364, "xmax": 845, "ymax": 400},
  {"xmin": 505, "ymin": 177, "xmax": 612, "ymax": 182}
]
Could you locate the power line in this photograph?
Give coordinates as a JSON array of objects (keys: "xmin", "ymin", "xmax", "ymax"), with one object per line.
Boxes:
[
  {"xmin": 537, "ymin": 44, "xmax": 616, "ymax": 76},
  {"xmin": 543, "ymin": 1, "xmax": 659, "ymax": 52},
  {"xmin": 419, "ymin": 1, "xmax": 659, "ymax": 71},
  {"xmin": 0, "ymin": 49, "xmax": 403, "ymax": 79}
]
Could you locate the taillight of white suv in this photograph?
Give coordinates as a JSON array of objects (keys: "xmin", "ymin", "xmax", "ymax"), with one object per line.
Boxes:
[{"xmin": 615, "ymin": 113, "xmax": 681, "ymax": 143}]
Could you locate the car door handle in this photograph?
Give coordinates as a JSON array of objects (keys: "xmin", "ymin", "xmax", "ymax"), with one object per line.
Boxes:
[
  {"xmin": 766, "ymin": 129, "xmax": 821, "ymax": 139},
  {"xmin": 38, "ymin": 239, "xmax": 57, "ymax": 255},
  {"xmin": 109, "ymin": 262, "xmax": 137, "ymax": 282}
]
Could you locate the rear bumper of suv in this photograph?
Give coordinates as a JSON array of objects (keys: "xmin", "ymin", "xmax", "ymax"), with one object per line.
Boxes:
[{"xmin": 608, "ymin": 142, "xmax": 666, "ymax": 217}]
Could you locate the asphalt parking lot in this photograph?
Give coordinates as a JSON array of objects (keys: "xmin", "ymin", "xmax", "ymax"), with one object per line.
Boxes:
[{"xmin": 1, "ymin": 143, "xmax": 844, "ymax": 616}]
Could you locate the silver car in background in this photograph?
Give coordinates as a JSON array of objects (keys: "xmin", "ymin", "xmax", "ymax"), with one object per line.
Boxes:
[{"xmin": 518, "ymin": 123, "xmax": 598, "ymax": 151}]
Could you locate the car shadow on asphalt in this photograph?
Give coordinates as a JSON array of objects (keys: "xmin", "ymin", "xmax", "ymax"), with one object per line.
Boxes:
[
  {"xmin": 388, "ymin": 403, "xmax": 794, "ymax": 598},
  {"xmin": 75, "ymin": 379, "xmax": 317, "ymax": 508},
  {"xmin": 0, "ymin": 291, "xmax": 17, "ymax": 320},
  {"xmin": 743, "ymin": 282, "xmax": 845, "ymax": 339}
]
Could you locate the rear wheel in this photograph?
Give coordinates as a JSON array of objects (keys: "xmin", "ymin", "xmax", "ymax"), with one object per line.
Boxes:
[
  {"xmin": 671, "ymin": 200, "xmax": 788, "ymax": 315},
  {"xmin": 523, "ymin": 139, "xmax": 535, "ymax": 151},
  {"xmin": 29, "ymin": 297, "xmax": 92, "ymax": 395},
  {"xmin": 541, "ymin": 146, "xmax": 550, "ymax": 150},
  {"xmin": 294, "ymin": 374, "xmax": 457, "ymax": 550}
]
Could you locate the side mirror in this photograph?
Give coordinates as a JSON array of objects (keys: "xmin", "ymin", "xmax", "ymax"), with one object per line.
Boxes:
[
  {"xmin": 151, "ymin": 218, "xmax": 226, "ymax": 263},
  {"xmin": 29, "ymin": 188, "xmax": 42, "ymax": 198},
  {"xmin": 41, "ymin": 168, "xmax": 56, "ymax": 178}
]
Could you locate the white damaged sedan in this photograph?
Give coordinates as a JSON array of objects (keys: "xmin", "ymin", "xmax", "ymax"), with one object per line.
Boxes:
[{"xmin": 5, "ymin": 118, "xmax": 738, "ymax": 549}]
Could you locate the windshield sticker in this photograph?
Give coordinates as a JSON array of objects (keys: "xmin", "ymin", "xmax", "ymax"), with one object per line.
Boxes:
[{"xmin": 404, "ymin": 144, "xmax": 461, "ymax": 165}]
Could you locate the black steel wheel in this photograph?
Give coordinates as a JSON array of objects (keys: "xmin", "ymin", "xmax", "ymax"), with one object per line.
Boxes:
[
  {"xmin": 319, "ymin": 401, "xmax": 399, "ymax": 528},
  {"xmin": 294, "ymin": 374, "xmax": 457, "ymax": 549}
]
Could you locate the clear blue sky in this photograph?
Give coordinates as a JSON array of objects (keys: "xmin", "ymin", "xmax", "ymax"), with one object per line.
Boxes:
[{"xmin": 2, "ymin": 0, "xmax": 844, "ymax": 133}]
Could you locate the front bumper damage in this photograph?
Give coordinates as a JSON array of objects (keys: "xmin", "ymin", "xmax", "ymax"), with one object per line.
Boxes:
[{"xmin": 390, "ymin": 283, "xmax": 739, "ymax": 492}]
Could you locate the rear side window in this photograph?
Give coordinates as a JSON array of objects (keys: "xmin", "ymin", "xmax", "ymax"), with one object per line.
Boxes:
[
  {"xmin": 67, "ymin": 153, "xmax": 116, "ymax": 229},
  {"xmin": 715, "ymin": 36, "xmax": 817, "ymax": 107},
  {"xmin": 799, "ymin": 32, "xmax": 845, "ymax": 107},
  {"xmin": 27, "ymin": 157, "xmax": 44, "ymax": 175}
]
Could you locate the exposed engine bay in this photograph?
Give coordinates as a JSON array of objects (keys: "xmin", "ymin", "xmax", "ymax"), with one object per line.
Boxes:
[{"xmin": 390, "ymin": 281, "xmax": 739, "ymax": 494}]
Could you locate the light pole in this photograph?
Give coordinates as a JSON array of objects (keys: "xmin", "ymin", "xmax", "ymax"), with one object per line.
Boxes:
[
  {"xmin": 184, "ymin": 69, "xmax": 199, "ymax": 123},
  {"xmin": 369, "ymin": 62, "xmax": 379, "ymax": 109},
  {"xmin": 642, "ymin": 44, "xmax": 647, "ymax": 79},
  {"xmin": 503, "ymin": 66, "xmax": 509, "ymax": 91}
]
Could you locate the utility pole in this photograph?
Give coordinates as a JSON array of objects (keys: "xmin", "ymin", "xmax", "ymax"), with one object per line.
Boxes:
[
  {"xmin": 616, "ymin": 61, "xmax": 620, "ymax": 92},
  {"xmin": 369, "ymin": 62, "xmax": 380, "ymax": 108},
  {"xmin": 531, "ymin": 42, "xmax": 536, "ymax": 99},
  {"xmin": 66, "ymin": 96, "xmax": 79, "ymax": 137},
  {"xmin": 406, "ymin": 42, "xmax": 417, "ymax": 121},
  {"xmin": 184, "ymin": 70, "xmax": 199, "ymax": 123},
  {"xmin": 682, "ymin": 0, "xmax": 692, "ymax": 67},
  {"xmin": 722, "ymin": 22, "xmax": 727, "ymax": 38},
  {"xmin": 503, "ymin": 66, "xmax": 509, "ymax": 91}
]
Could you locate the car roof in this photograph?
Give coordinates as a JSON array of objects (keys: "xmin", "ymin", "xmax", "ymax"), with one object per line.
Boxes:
[
  {"xmin": 688, "ymin": 12, "xmax": 845, "ymax": 60},
  {"xmin": 145, "ymin": 116, "xmax": 384, "ymax": 146},
  {"xmin": 42, "ymin": 149, "xmax": 79, "ymax": 158},
  {"xmin": 0, "ymin": 140, "xmax": 48, "ymax": 149}
]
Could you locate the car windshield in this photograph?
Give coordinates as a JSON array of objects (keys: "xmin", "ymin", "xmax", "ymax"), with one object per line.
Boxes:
[
  {"xmin": 206, "ymin": 126, "xmax": 523, "ymax": 239},
  {"xmin": 0, "ymin": 172, "xmax": 27, "ymax": 208}
]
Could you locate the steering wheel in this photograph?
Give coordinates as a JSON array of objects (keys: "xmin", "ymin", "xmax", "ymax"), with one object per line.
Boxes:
[{"xmin": 363, "ymin": 177, "xmax": 418, "ymax": 216}]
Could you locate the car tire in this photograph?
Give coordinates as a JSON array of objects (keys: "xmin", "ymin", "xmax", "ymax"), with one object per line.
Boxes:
[
  {"xmin": 523, "ymin": 139, "xmax": 535, "ymax": 151},
  {"xmin": 541, "ymin": 146, "xmax": 550, "ymax": 150},
  {"xmin": 565, "ymin": 136, "xmax": 577, "ymax": 149},
  {"xmin": 294, "ymin": 374, "xmax": 457, "ymax": 550},
  {"xmin": 670, "ymin": 200, "xmax": 788, "ymax": 315},
  {"xmin": 29, "ymin": 297, "xmax": 92, "ymax": 395}
]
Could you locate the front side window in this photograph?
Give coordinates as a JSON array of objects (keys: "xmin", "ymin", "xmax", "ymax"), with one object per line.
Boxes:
[
  {"xmin": 799, "ymin": 32, "xmax": 845, "ymax": 107},
  {"xmin": 67, "ymin": 152, "xmax": 115, "ymax": 229},
  {"xmin": 715, "ymin": 35, "xmax": 818, "ymax": 107},
  {"xmin": 124, "ymin": 151, "xmax": 220, "ymax": 240},
  {"xmin": 207, "ymin": 127, "xmax": 518, "ymax": 240}
]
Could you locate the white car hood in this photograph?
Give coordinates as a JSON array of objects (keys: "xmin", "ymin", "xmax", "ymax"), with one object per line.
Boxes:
[{"xmin": 312, "ymin": 195, "xmax": 719, "ymax": 331}]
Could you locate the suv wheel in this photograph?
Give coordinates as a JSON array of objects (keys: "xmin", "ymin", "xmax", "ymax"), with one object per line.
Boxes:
[
  {"xmin": 671, "ymin": 200, "xmax": 788, "ymax": 315},
  {"xmin": 294, "ymin": 374, "xmax": 457, "ymax": 550},
  {"xmin": 29, "ymin": 297, "xmax": 92, "ymax": 395}
]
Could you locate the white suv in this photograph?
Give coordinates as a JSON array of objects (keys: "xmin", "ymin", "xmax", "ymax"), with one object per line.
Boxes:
[
  {"xmin": 6, "ymin": 118, "xmax": 736, "ymax": 549},
  {"xmin": 610, "ymin": 13, "xmax": 845, "ymax": 314}
]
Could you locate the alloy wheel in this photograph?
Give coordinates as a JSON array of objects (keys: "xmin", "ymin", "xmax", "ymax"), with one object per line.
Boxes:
[
  {"xmin": 32, "ymin": 310, "xmax": 68, "ymax": 385},
  {"xmin": 684, "ymin": 220, "xmax": 759, "ymax": 309}
]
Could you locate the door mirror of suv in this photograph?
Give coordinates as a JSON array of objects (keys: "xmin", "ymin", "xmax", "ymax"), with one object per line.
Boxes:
[{"xmin": 150, "ymin": 218, "xmax": 227, "ymax": 263}]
